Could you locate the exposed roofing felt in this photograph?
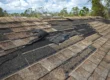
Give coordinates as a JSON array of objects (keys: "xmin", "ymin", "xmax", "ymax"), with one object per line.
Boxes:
[{"xmin": 0, "ymin": 17, "xmax": 110, "ymax": 80}]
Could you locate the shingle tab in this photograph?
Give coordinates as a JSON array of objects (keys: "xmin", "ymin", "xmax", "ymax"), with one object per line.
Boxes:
[
  {"xmin": 5, "ymin": 74, "xmax": 23, "ymax": 80},
  {"xmin": 28, "ymin": 63, "xmax": 48, "ymax": 80},
  {"xmin": 81, "ymin": 60, "xmax": 97, "ymax": 73},
  {"xmin": 70, "ymin": 66, "xmax": 90, "ymax": 80}
]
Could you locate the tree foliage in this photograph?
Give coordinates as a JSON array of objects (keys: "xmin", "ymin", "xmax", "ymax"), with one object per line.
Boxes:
[
  {"xmin": 91, "ymin": 0, "xmax": 106, "ymax": 17},
  {"xmin": 21, "ymin": 8, "xmax": 41, "ymax": 17},
  {"xmin": 88, "ymin": 0, "xmax": 110, "ymax": 18},
  {"xmin": 105, "ymin": 0, "xmax": 110, "ymax": 7},
  {"xmin": 59, "ymin": 8, "xmax": 68, "ymax": 16},
  {"xmin": 71, "ymin": 7, "xmax": 79, "ymax": 16},
  {"xmin": 1, "ymin": 0, "xmax": 110, "ymax": 18},
  {"xmin": 0, "ymin": 7, "xmax": 4, "ymax": 17},
  {"xmin": 79, "ymin": 7, "xmax": 89, "ymax": 16},
  {"xmin": 0, "ymin": 7, "xmax": 9, "ymax": 17}
]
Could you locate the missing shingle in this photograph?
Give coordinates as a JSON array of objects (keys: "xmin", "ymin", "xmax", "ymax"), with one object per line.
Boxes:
[
  {"xmin": 0, "ymin": 34, "xmax": 8, "ymax": 41},
  {"xmin": 75, "ymin": 24, "xmax": 96, "ymax": 37},
  {"xmin": 0, "ymin": 28, "xmax": 12, "ymax": 34}
]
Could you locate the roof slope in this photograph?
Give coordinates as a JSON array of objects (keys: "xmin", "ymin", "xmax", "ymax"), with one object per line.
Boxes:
[{"xmin": 0, "ymin": 17, "xmax": 110, "ymax": 80}]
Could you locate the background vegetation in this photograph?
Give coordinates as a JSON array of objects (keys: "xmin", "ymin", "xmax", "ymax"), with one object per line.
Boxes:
[{"xmin": 0, "ymin": 0, "xmax": 110, "ymax": 18}]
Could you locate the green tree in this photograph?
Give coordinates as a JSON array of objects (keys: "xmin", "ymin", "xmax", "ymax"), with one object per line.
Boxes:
[
  {"xmin": 0, "ymin": 7, "xmax": 9, "ymax": 17},
  {"xmin": 24, "ymin": 8, "xmax": 32, "ymax": 17},
  {"xmin": 22, "ymin": 8, "xmax": 41, "ymax": 17},
  {"xmin": 91, "ymin": 0, "xmax": 105, "ymax": 17},
  {"xmin": 105, "ymin": 0, "xmax": 110, "ymax": 7},
  {"xmin": 83, "ymin": 7, "xmax": 89, "ymax": 15},
  {"xmin": 71, "ymin": 7, "xmax": 79, "ymax": 16},
  {"xmin": 59, "ymin": 8, "xmax": 68, "ymax": 17},
  {"xmin": 79, "ymin": 7, "xmax": 89, "ymax": 16},
  {"xmin": 79, "ymin": 9, "xmax": 85, "ymax": 16},
  {"xmin": 105, "ymin": 0, "xmax": 110, "ymax": 18},
  {"xmin": 88, "ymin": 0, "xmax": 110, "ymax": 17},
  {"xmin": 4, "ymin": 10, "xmax": 8, "ymax": 16},
  {"xmin": 69, "ymin": 12, "xmax": 73, "ymax": 16},
  {"xmin": 0, "ymin": 7, "xmax": 4, "ymax": 17},
  {"xmin": 11, "ymin": 13, "xmax": 20, "ymax": 16}
]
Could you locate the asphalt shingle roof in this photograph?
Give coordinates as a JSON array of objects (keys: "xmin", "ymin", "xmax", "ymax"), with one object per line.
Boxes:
[{"xmin": 0, "ymin": 17, "xmax": 109, "ymax": 80}]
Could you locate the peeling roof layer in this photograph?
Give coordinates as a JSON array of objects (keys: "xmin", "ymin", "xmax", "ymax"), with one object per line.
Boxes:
[{"xmin": 0, "ymin": 17, "xmax": 109, "ymax": 80}]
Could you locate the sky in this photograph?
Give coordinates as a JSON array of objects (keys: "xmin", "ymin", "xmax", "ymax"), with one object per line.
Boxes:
[{"xmin": 0, "ymin": 0, "xmax": 91, "ymax": 13}]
